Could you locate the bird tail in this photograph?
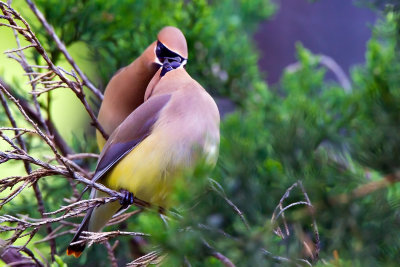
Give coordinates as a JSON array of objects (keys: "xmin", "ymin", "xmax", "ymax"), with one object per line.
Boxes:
[
  {"xmin": 66, "ymin": 243, "xmax": 85, "ymax": 258},
  {"xmin": 66, "ymin": 208, "xmax": 93, "ymax": 257}
]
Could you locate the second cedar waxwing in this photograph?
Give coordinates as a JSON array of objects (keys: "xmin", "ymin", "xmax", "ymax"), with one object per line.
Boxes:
[
  {"xmin": 96, "ymin": 26, "xmax": 188, "ymax": 150},
  {"xmin": 67, "ymin": 58, "xmax": 220, "ymax": 257}
]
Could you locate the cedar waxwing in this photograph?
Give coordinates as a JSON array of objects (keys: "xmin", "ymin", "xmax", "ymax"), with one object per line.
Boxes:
[
  {"xmin": 67, "ymin": 54, "xmax": 220, "ymax": 257},
  {"xmin": 96, "ymin": 26, "xmax": 188, "ymax": 150}
]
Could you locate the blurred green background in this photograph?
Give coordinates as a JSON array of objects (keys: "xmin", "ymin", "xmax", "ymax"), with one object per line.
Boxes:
[{"xmin": 1, "ymin": 0, "xmax": 400, "ymax": 266}]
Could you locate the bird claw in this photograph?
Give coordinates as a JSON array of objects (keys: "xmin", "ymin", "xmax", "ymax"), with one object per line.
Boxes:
[{"xmin": 119, "ymin": 189, "xmax": 134, "ymax": 209}]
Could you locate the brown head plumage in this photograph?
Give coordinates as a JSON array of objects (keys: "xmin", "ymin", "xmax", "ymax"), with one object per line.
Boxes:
[{"xmin": 157, "ymin": 26, "xmax": 188, "ymax": 60}]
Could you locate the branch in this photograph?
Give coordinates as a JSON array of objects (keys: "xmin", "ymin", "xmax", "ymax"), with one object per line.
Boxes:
[
  {"xmin": 126, "ymin": 251, "xmax": 163, "ymax": 266},
  {"xmin": 70, "ymin": 231, "xmax": 148, "ymax": 248},
  {"xmin": 298, "ymin": 181, "xmax": 320, "ymax": 262},
  {"xmin": 0, "ymin": 78, "xmax": 73, "ymax": 156},
  {"xmin": 0, "ymin": 51, "xmax": 56, "ymax": 260},
  {"xmin": 24, "ymin": 0, "xmax": 103, "ymax": 101},
  {"xmin": 208, "ymin": 178, "xmax": 250, "ymax": 230},
  {"xmin": 211, "ymin": 251, "xmax": 236, "ymax": 267},
  {"xmin": 285, "ymin": 54, "xmax": 352, "ymax": 92},
  {"xmin": 0, "ymin": 2, "xmax": 108, "ymax": 140},
  {"xmin": 270, "ymin": 181, "xmax": 320, "ymax": 263},
  {"xmin": 332, "ymin": 170, "xmax": 400, "ymax": 204},
  {"xmin": 0, "ymin": 83, "xmax": 74, "ymax": 174},
  {"xmin": 105, "ymin": 241, "xmax": 118, "ymax": 267},
  {"xmin": 0, "ymin": 90, "xmax": 31, "ymax": 173},
  {"xmin": 0, "ymin": 239, "xmax": 37, "ymax": 267}
]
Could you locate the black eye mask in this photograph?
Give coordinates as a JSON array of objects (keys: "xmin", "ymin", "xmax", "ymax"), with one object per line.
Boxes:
[{"xmin": 156, "ymin": 41, "xmax": 185, "ymax": 63}]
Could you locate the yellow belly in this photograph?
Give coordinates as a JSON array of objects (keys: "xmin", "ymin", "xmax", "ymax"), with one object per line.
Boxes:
[
  {"xmin": 103, "ymin": 132, "xmax": 179, "ymax": 208},
  {"xmin": 96, "ymin": 130, "xmax": 106, "ymax": 151}
]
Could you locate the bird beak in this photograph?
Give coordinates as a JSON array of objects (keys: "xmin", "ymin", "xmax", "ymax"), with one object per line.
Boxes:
[
  {"xmin": 154, "ymin": 56, "xmax": 182, "ymax": 68},
  {"xmin": 160, "ymin": 57, "xmax": 182, "ymax": 77},
  {"xmin": 161, "ymin": 56, "xmax": 181, "ymax": 65}
]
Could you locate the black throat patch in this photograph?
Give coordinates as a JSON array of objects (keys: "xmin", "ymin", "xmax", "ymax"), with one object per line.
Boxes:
[{"xmin": 160, "ymin": 61, "xmax": 181, "ymax": 77}]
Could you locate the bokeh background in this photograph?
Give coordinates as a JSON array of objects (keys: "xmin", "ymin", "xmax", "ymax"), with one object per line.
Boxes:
[
  {"xmin": 256, "ymin": 0, "xmax": 376, "ymax": 84},
  {"xmin": 1, "ymin": 0, "xmax": 400, "ymax": 266}
]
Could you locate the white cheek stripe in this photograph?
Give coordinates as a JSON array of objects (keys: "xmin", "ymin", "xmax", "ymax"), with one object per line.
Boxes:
[
  {"xmin": 154, "ymin": 55, "xmax": 163, "ymax": 65},
  {"xmin": 180, "ymin": 59, "xmax": 187, "ymax": 68}
]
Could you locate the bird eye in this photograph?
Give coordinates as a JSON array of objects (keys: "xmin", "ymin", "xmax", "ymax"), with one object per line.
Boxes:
[
  {"xmin": 156, "ymin": 41, "xmax": 164, "ymax": 59},
  {"xmin": 156, "ymin": 41, "xmax": 185, "ymax": 63}
]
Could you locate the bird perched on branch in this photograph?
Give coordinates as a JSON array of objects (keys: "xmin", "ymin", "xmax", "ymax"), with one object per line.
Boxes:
[
  {"xmin": 96, "ymin": 26, "xmax": 188, "ymax": 150},
  {"xmin": 67, "ymin": 27, "xmax": 220, "ymax": 257}
]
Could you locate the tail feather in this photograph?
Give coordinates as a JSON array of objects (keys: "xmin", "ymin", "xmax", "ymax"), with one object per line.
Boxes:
[
  {"xmin": 66, "ymin": 207, "xmax": 93, "ymax": 257},
  {"xmin": 67, "ymin": 190, "xmax": 122, "ymax": 257},
  {"xmin": 66, "ymin": 244, "xmax": 85, "ymax": 258}
]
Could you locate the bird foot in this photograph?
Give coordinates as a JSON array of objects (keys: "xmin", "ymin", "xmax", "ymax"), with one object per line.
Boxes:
[{"xmin": 119, "ymin": 189, "xmax": 134, "ymax": 209}]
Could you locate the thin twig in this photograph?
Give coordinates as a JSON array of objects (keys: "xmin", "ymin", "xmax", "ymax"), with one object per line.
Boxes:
[
  {"xmin": 211, "ymin": 251, "xmax": 236, "ymax": 267},
  {"xmin": 69, "ymin": 230, "xmax": 149, "ymax": 249},
  {"xmin": 0, "ymin": 2, "xmax": 108, "ymax": 139},
  {"xmin": 126, "ymin": 251, "xmax": 163, "ymax": 266},
  {"xmin": 25, "ymin": 0, "xmax": 103, "ymax": 101},
  {"xmin": 298, "ymin": 181, "xmax": 320, "ymax": 262},
  {"xmin": 0, "ymin": 83, "xmax": 73, "ymax": 174},
  {"xmin": 274, "ymin": 201, "xmax": 311, "ymax": 222},
  {"xmin": 270, "ymin": 181, "xmax": 320, "ymax": 263},
  {"xmin": 0, "ymin": 91, "xmax": 31, "ymax": 173},
  {"xmin": 1, "ymin": 28, "xmax": 56, "ymax": 258},
  {"xmin": 105, "ymin": 241, "xmax": 118, "ymax": 267},
  {"xmin": 0, "ymin": 79, "xmax": 73, "ymax": 156},
  {"xmin": 4, "ymin": 44, "xmax": 37, "ymax": 54},
  {"xmin": 0, "ymin": 239, "xmax": 37, "ymax": 267},
  {"xmin": 208, "ymin": 178, "xmax": 250, "ymax": 230},
  {"xmin": 285, "ymin": 54, "xmax": 352, "ymax": 92},
  {"xmin": 66, "ymin": 153, "xmax": 99, "ymax": 160}
]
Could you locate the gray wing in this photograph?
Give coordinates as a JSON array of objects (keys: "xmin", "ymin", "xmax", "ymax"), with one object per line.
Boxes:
[{"xmin": 93, "ymin": 93, "xmax": 171, "ymax": 183}]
